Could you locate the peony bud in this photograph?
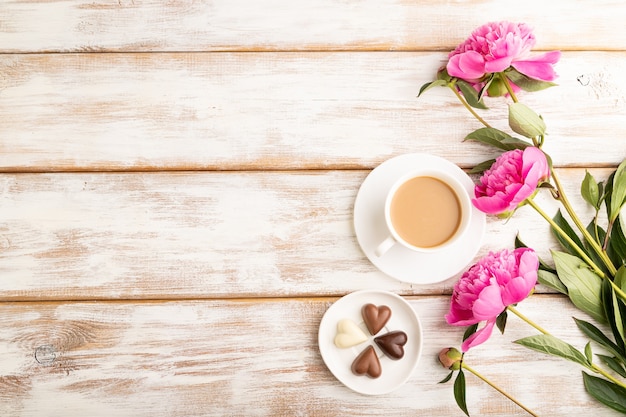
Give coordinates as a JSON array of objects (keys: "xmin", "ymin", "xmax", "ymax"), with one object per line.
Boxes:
[
  {"xmin": 508, "ymin": 102, "xmax": 546, "ymax": 139},
  {"xmin": 438, "ymin": 347, "xmax": 462, "ymax": 370}
]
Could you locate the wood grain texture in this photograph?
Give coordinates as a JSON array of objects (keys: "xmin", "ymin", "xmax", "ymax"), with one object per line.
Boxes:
[
  {"xmin": 0, "ymin": 296, "xmax": 613, "ymax": 417},
  {"xmin": 0, "ymin": 167, "xmax": 608, "ymax": 301},
  {"xmin": 1, "ymin": 52, "xmax": 625, "ymax": 172},
  {"xmin": 3, "ymin": 2, "xmax": 626, "ymax": 415},
  {"xmin": 1, "ymin": 0, "xmax": 626, "ymax": 53}
]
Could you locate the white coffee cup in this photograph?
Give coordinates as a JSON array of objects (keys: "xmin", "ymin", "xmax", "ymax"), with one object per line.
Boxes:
[{"xmin": 374, "ymin": 169, "xmax": 472, "ymax": 257}]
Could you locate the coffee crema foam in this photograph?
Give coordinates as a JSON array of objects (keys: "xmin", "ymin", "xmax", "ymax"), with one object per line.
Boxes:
[{"xmin": 390, "ymin": 176, "xmax": 462, "ymax": 248}]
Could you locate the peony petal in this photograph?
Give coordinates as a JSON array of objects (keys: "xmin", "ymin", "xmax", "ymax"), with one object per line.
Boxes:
[
  {"xmin": 522, "ymin": 147, "xmax": 549, "ymax": 179},
  {"xmin": 461, "ymin": 319, "xmax": 496, "ymax": 352},
  {"xmin": 508, "ymin": 182, "xmax": 536, "ymax": 207},
  {"xmin": 472, "ymin": 284, "xmax": 506, "ymax": 321},
  {"xmin": 472, "ymin": 195, "xmax": 510, "ymax": 215},
  {"xmin": 511, "ymin": 51, "xmax": 561, "ymax": 81},
  {"xmin": 484, "ymin": 56, "xmax": 513, "ymax": 73},
  {"xmin": 501, "ymin": 249, "xmax": 538, "ymax": 305},
  {"xmin": 501, "ymin": 276, "xmax": 534, "ymax": 305},
  {"xmin": 517, "ymin": 248, "xmax": 539, "ymax": 276},
  {"xmin": 447, "ymin": 51, "xmax": 486, "ymax": 80},
  {"xmin": 445, "ymin": 300, "xmax": 478, "ymax": 326}
]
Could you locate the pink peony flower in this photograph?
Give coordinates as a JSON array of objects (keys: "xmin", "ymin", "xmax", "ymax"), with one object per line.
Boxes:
[
  {"xmin": 445, "ymin": 248, "xmax": 539, "ymax": 352},
  {"xmin": 446, "ymin": 21, "xmax": 561, "ymax": 84},
  {"xmin": 473, "ymin": 147, "xmax": 549, "ymax": 216}
]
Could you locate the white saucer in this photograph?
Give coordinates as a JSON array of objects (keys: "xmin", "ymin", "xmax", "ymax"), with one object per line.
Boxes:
[
  {"xmin": 354, "ymin": 153, "xmax": 486, "ymax": 284},
  {"xmin": 318, "ymin": 290, "xmax": 422, "ymax": 395}
]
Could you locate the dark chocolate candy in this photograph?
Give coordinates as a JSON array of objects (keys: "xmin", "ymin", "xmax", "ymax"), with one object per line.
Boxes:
[{"xmin": 374, "ymin": 330, "xmax": 407, "ymax": 360}]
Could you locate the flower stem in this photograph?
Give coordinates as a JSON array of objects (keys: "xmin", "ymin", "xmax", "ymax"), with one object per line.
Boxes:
[
  {"xmin": 501, "ymin": 74, "xmax": 519, "ymax": 103},
  {"xmin": 550, "ymin": 169, "xmax": 617, "ymax": 276},
  {"xmin": 507, "ymin": 305, "xmax": 550, "ymax": 335},
  {"xmin": 525, "ymin": 198, "xmax": 607, "ymax": 279},
  {"xmin": 448, "ymin": 84, "xmax": 492, "ymax": 128},
  {"xmin": 591, "ymin": 364, "xmax": 626, "ymax": 390},
  {"xmin": 462, "ymin": 363, "xmax": 539, "ymax": 417}
]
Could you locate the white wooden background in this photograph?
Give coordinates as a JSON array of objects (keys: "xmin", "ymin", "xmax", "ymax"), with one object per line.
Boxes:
[{"xmin": 1, "ymin": 1, "xmax": 626, "ymax": 416}]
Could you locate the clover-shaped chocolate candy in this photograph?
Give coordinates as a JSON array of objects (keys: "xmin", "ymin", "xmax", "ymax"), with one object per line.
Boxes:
[{"xmin": 333, "ymin": 303, "xmax": 409, "ymax": 379}]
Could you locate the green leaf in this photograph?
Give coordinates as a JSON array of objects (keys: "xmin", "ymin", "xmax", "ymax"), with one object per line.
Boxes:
[
  {"xmin": 604, "ymin": 171, "xmax": 616, "ymax": 219},
  {"xmin": 463, "ymin": 323, "xmax": 479, "ymax": 342},
  {"xmin": 537, "ymin": 269, "xmax": 568, "ymax": 295},
  {"xmin": 469, "ymin": 159, "xmax": 496, "ymax": 174},
  {"xmin": 439, "ymin": 370, "xmax": 454, "ymax": 384},
  {"xmin": 508, "ymin": 102, "xmax": 546, "ymax": 139},
  {"xmin": 464, "ymin": 127, "xmax": 529, "ymax": 151},
  {"xmin": 552, "ymin": 210, "xmax": 589, "ymax": 259},
  {"xmin": 597, "ymin": 354, "xmax": 626, "ymax": 378},
  {"xmin": 457, "ymin": 80, "xmax": 488, "ymax": 110},
  {"xmin": 602, "ymin": 171, "xmax": 626, "ymax": 263},
  {"xmin": 574, "ymin": 317, "xmax": 626, "ymax": 364},
  {"xmin": 418, "ymin": 79, "xmax": 447, "ymax": 97},
  {"xmin": 514, "ymin": 234, "xmax": 527, "ymax": 249},
  {"xmin": 609, "ymin": 217, "xmax": 626, "ymax": 266},
  {"xmin": 538, "ymin": 182, "xmax": 556, "ymax": 191},
  {"xmin": 514, "ymin": 334, "xmax": 591, "ymax": 368},
  {"xmin": 437, "ymin": 67, "xmax": 453, "ymax": 82},
  {"xmin": 454, "ymin": 369, "xmax": 470, "ymax": 416},
  {"xmin": 584, "ymin": 342, "xmax": 593, "ymax": 364},
  {"xmin": 617, "ymin": 266, "xmax": 626, "ymax": 292},
  {"xmin": 610, "ymin": 281, "xmax": 626, "ymax": 347},
  {"xmin": 477, "ymin": 73, "xmax": 495, "ymax": 101},
  {"xmin": 602, "ymin": 279, "xmax": 626, "ymax": 353},
  {"xmin": 552, "ymin": 251, "xmax": 606, "ymax": 323},
  {"xmin": 585, "ymin": 221, "xmax": 612, "ymax": 276},
  {"xmin": 582, "ymin": 170, "xmax": 601, "ymax": 210},
  {"xmin": 504, "ymin": 68, "xmax": 558, "ymax": 92},
  {"xmin": 609, "ymin": 159, "xmax": 626, "ymax": 221},
  {"xmin": 582, "ymin": 372, "xmax": 626, "ymax": 414},
  {"xmin": 496, "ymin": 310, "xmax": 508, "ymax": 334}
]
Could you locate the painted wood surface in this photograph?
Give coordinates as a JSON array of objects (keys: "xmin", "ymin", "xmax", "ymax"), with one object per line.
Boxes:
[
  {"xmin": 0, "ymin": 167, "xmax": 608, "ymax": 301},
  {"xmin": 0, "ymin": 296, "xmax": 615, "ymax": 417},
  {"xmin": 1, "ymin": 52, "xmax": 625, "ymax": 171},
  {"xmin": 1, "ymin": 0, "xmax": 625, "ymax": 52},
  {"xmin": 2, "ymin": 0, "xmax": 626, "ymax": 415}
]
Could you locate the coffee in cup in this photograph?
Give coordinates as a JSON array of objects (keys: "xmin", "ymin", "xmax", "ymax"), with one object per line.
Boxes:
[{"xmin": 375, "ymin": 170, "xmax": 472, "ymax": 256}]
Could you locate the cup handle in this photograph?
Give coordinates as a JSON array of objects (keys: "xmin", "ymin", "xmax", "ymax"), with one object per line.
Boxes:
[{"xmin": 374, "ymin": 236, "xmax": 396, "ymax": 257}]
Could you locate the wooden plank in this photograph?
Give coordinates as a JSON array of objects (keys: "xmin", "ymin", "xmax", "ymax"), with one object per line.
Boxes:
[
  {"xmin": 0, "ymin": 296, "xmax": 605, "ymax": 416},
  {"xmin": 1, "ymin": 0, "xmax": 626, "ymax": 52},
  {"xmin": 0, "ymin": 167, "xmax": 609, "ymax": 301},
  {"xmin": 0, "ymin": 51, "xmax": 625, "ymax": 172}
]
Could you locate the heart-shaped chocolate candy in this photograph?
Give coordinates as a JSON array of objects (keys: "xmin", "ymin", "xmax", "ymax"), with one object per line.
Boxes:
[
  {"xmin": 334, "ymin": 319, "xmax": 368, "ymax": 348},
  {"xmin": 351, "ymin": 345, "xmax": 382, "ymax": 378},
  {"xmin": 374, "ymin": 330, "xmax": 407, "ymax": 360},
  {"xmin": 361, "ymin": 303, "xmax": 391, "ymax": 335}
]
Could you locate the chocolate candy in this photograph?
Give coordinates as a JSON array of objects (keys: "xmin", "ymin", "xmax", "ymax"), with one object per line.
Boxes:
[
  {"xmin": 334, "ymin": 319, "xmax": 368, "ymax": 348},
  {"xmin": 336, "ymin": 302, "xmax": 409, "ymax": 378},
  {"xmin": 374, "ymin": 330, "xmax": 407, "ymax": 360},
  {"xmin": 361, "ymin": 303, "xmax": 391, "ymax": 335},
  {"xmin": 351, "ymin": 345, "xmax": 382, "ymax": 379}
]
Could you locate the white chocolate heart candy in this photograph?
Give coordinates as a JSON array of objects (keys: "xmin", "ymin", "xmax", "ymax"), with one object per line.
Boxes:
[{"xmin": 334, "ymin": 319, "xmax": 368, "ymax": 348}]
